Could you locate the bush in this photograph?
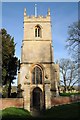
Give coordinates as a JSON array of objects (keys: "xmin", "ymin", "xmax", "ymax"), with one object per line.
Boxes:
[
  {"xmin": 10, "ymin": 92, "xmax": 17, "ymax": 98},
  {"xmin": 2, "ymin": 85, "xmax": 8, "ymax": 98}
]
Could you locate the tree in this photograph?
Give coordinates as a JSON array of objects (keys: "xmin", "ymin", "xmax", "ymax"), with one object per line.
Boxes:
[
  {"xmin": 1, "ymin": 28, "xmax": 18, "ymax": 97},
  {"xmin": 66, "ymin": 21, "xmax": 80, "ymax": 58},
  {"xmin": 66, "ymin": 21, "xmax": 80, "ymax": 90},
  {"xmin": 59, "ymin": 58, "xmax": 78, "ymax": 92}
]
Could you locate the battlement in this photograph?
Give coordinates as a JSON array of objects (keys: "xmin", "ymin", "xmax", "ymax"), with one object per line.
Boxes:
[
  {"xmin": 24, "ymin": 15, "xmax": 51, "ymax": 22},
  {"xmin": 24, "ymin": 8, "xmax": 51, "ymax": 22},
  {"xmin": 24, "ymin": 15, "xmax": 49, "ymax": 19}
]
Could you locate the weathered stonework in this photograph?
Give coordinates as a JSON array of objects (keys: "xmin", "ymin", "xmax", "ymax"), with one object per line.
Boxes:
[{"xmin": 18, "ymin": 8, "xmax": 59, "ymax": 111}]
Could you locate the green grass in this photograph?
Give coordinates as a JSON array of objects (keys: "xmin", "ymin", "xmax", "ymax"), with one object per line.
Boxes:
[
  {"xmin": 0, "ymin": 102, "xmax": 80, "ymax": 120},
  {"xmin": 59, "ymin": 92, "xmax": 80, "ymax": 96},
  {"xmin": 1, "ymin": 107, "xmax": 32, "ymax": 120},
  {"xmin": 41, "ymin": 102, "xmax": 80, "ymax": 119}
]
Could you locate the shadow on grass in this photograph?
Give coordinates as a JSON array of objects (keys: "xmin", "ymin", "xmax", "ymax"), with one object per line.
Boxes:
[
  {"xmin": 2, "ymin": 116, "xmax": 80, "ymax": 120},
  {"xmin": 40, "ymin": 102, "xmax": 80, "ymax": 119},
  {"xmin": 1, "ymin": 102, "xmax": 80, "ymax": 120}
]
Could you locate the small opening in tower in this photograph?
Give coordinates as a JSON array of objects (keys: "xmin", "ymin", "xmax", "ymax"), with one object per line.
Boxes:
[{"xmin": 35, "ymin": 25, "xmax": 41, "ymax": 38}]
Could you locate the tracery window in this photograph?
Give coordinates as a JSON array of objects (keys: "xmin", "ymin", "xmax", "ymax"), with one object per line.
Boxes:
[
  {"xmin": 32, "ymin": 66, "xmax": 42, "ymax": 84},
  {"xmin": 35, "ymin": 25, "xmax": 41, "ymax": 37}
]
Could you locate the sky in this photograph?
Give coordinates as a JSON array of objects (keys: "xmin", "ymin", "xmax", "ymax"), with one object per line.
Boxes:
[
  {"xmin": 1, "ymin": 0, "xmax": 79, "ymax": 2},
  {"xmin": 1, "ymin": 2, "xmax": 78, "ymax": 85},
  {"xmin": 2, "ymin": 2, "xmax": 78, "ymax": 62}
]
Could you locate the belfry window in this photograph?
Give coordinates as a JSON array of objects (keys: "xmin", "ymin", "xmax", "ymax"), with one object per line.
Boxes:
[
  {"xmin": 35, "ymin": 25, "xmax": 41, "ymax": 37},
  {"xmin": 32, "ymin": 66, "xmax": 42, "ymax": 84}
]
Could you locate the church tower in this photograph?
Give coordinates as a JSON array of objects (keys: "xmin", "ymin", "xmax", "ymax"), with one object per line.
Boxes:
[{"xmin": 18, "ymin": 7, "xmax": 59, "ymax": 111}]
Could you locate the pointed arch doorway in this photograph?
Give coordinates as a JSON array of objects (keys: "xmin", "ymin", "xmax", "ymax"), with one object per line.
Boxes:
[{"xmin": 32, "ymin": 87, "xmax": 42, "ymax": 110}]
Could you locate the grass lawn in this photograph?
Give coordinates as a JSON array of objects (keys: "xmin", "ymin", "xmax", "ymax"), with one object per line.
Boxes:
[
  {"xmin": 0, "ymin": 107, "xmax": 32, "ymax": 120},
  {"xmin": 0, "ymin": 102, "xmax": 80, "ymax": 120},
  {"xmin": 59, "ymin": 92, "xmax": 80, "ymax": 96},
  {"xmin": 41, "ymin": 102, "xmax": 80, "ymax": 119}
]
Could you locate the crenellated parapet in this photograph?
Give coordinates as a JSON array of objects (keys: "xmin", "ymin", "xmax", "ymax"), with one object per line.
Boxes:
[{"xmin": 24, "ymin": 8, "xmax": 51, "ymax": 22}]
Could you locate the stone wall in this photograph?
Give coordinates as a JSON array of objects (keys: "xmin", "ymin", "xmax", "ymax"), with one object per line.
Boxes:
[{"xmin": 0, "ymin": 98, "xmax": 23, "ymax": 110}]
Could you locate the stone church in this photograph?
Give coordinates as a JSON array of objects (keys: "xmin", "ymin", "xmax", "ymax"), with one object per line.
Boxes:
[{"xmin": 18, "ymin": 7, "xmax": 59, "ymax": 111}]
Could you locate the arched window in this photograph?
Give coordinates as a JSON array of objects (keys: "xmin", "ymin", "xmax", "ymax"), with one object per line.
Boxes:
[
  {"xmin": 35, "ymin": 25, "xmax": 41, "ymax": 37},
  {"xmin": 32, "ymin": 66, "xmax": 42, "ymax": 84}
]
